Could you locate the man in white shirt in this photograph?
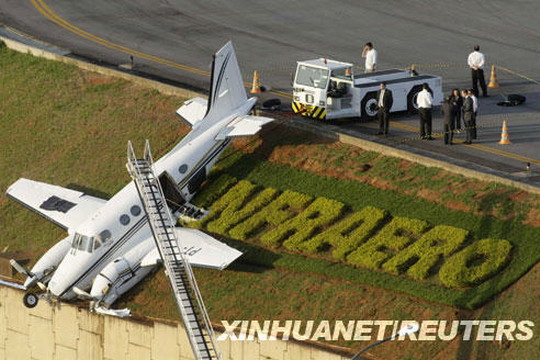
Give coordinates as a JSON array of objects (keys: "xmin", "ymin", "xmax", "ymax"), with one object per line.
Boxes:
[
  {"xmin": 416, "ymin": 83, "xmax": 434, "ymax": 140},
  {"xmin": 467, "ymin": 45, "xmax": 488, "ymax": 97},
  {"xmin": 362, "ymin": 42, "xmax": 377, "ymax": 73}
]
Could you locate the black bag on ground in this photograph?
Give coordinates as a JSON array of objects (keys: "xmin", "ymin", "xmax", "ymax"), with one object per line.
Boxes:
[{"xmin": 497, "ymin": 94, "xmax": 526, "ymax": 106}]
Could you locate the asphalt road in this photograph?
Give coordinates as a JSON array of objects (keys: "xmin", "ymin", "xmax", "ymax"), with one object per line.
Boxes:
[
  {"xmin": 1, "ymin": 0, "xmax": 540, "ymax": 181},
  {"xmin": 2, "ymin": 0, "xmax": 540, "ymax": 91}
]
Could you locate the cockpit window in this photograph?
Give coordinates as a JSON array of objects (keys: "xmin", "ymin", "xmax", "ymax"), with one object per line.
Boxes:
[
  {"xmin": 295, "ymin": 65, "xmax": 330, "ymax": 89},
  {"xmin": 93, "ymin": 238, "xmax": 102, "ymax": 251},
  {"xmin": 72, "ymin": 233, "xmax": 94, "ymax": 253}
]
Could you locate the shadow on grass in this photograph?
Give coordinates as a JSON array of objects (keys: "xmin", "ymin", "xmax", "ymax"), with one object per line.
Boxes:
[
  {"xmin": 67, "ymin": 183, "xmax": 112, "ymax": 200},
  {"xmin": 216, "ymin": 237, "xmax": 281, "ymax": 275}
]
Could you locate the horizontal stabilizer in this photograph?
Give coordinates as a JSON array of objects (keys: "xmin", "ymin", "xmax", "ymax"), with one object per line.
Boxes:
[
  {"xmin": 175, "ymin": 97, "xmax": 208, "ymax": 128},
  {"xmin": 216, "ymin": 115, "xmax": 274, "ymax": 140},
  {"xmin": 141, "ymin": 229, "xmax": 242, "ymax": 270}
]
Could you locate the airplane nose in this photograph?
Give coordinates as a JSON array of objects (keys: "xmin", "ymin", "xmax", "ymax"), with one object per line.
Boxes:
[
  {"xmin": 47, "ymin": 278, "xmax": 66, "ymax": 297},
  {"xmin": 47, "ymin": 271, "xmax": 76, "ymax": 299}
]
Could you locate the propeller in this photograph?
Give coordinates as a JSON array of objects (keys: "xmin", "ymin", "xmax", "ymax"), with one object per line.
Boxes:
[
  {"xmin": 73, "ymin": 287, "xmax": 95, "ymax": 301},
  {"xmin": 10, "ymin": 259, "xmax": 49, "ymax": 291},
  {"xmin": 10, "ymin": 259, "xmax": 33, "ymax": 277}
]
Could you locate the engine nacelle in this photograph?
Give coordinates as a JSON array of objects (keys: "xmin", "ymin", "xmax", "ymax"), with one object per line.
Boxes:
[
  {"xmin": 24, "ymin": 234, "xmax": 73, "ymax": 288},
  {"xmin": 90, "ymin": 239, "xmax": 155, "ymax": 307}
]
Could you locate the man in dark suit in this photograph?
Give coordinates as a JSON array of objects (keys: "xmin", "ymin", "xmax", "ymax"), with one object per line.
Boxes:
[
  {"xmin": 376, "ymin": 82, "xmax": 393, "ymax": 135},
  {"xmin": 462, "ymin": 91, "xmax": 474, "ymax": 144},
  {"xmin": 441, "ymin": 95, "xmax": 455, "ymax": 145}
]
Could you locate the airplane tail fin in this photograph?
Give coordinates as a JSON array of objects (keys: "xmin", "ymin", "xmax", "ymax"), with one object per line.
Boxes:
[
  {"xmin": 175, "ymin": 42, "xmax": 249, "ymax": 129},
  {"xmin": 205, "ymin": 41, "xmax": 248, "ymax": 119}
]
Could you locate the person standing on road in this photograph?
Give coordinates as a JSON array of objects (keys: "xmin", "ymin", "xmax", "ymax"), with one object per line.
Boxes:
[
  {"xmin": 362, "ymin": 42, "xmax": 378, "ymax": 73},
  {"xmin": 467, "ymin": 45, "xmax": 488, "ymax": 97},
  {"xmin": 450, "ymin": 88, "xmax": 463, "ymax": 132},
  {"xmin": 468, "ymin": 89, "xmax": 479, "ymax": 139},
  {"xmin": 441, "ymin": 95, "xmax": 455, "ymax": 145},
  {"xmin": 462, "ymin": 91, "xmax": 474, "ymax": 144},
  {"xmin": 416, "ymin": 83, "xmax": 434, "ymax": 140},
  {"xmin": 376, "ymin": 82, "xmax": 393, "ymax": 136}
]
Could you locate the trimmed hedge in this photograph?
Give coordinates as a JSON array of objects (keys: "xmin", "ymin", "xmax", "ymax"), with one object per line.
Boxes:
[
  {"xmin": 190, "ymin": 156, "xmax": 540, "ymax": 308},
  {"xmin": 191, "ymin": 174, "xmax": 237, "ymax": 208},
  {"xmin": 382, "ymin": 225, "xmax": 469, "ymax": 279},
  {"xmin": 347, "ymin": 217, "xmax": 428, "ymax": 270},
  {"xmin": 206, "ymin": 183, "xmax": 279, "ymax": 236},
  {"xmin": 265, "ymin": 197, "xmax": 345, "ymax": 250},
  {"xmin": 439, "ymin": 239, "xmax": 513, "ymax": 288},
  {"xmin": 196, "ymin": 179, "xmax": 518, "ymax": 291},
  {"xmin": 195, "ymin": 180, "xmax": 257, "ymax": 230},
  {"xmin": 298, "ymin": 206, "xmax": 387, "ymax": 260},
  {"xmin": 229, "ymin": 190, "xmax": 313, "ymax": 242},
  {"xmin": 190, "ymin": 158, "xmax": 540, "ymax": 309}
]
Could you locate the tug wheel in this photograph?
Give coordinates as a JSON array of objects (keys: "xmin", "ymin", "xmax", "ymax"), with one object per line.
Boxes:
[{"xmin": 361, "ymin": 92, "xmax": 378, "ymax": 120}]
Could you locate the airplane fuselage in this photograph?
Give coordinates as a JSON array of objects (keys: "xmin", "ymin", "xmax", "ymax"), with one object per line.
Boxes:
[{"xmin": 47, "ymin": 99, "xmax": 256, "ymax": 300}]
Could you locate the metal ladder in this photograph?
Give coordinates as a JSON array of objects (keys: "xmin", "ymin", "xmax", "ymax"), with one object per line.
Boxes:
[{"xmin": 126, "ymin": 140, "xmax": 221, "ymax": 360}]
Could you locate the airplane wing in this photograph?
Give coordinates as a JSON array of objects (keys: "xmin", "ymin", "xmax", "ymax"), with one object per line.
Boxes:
[
  {"xmin": 216, "ymin": 114, "xmax": 274, "ymax": 140},
  {"xmin": 6, "ymin": 178, "xmax": 107, "ymax": 230},
  {"xmin": 141, "ymin": 228, "xmax": 242, "ymax": 270}
]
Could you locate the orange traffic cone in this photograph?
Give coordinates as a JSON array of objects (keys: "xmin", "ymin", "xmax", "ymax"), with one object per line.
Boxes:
[
  {"xmin": 499, "ymin": 120, "xmax": 511, "ymax": 144},
  {"xmin": 488, "ymin": 65, "xmax": 500, "ymax": 88},
  {"xmin": 250, "ymin": 70, "xmax": 263, "ymax": 94}
]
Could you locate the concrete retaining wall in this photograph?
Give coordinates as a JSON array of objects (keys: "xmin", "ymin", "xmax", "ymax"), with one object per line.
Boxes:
[{"xmin": 0, "ymin": 286, "xmax": 348, "ymax": 360}]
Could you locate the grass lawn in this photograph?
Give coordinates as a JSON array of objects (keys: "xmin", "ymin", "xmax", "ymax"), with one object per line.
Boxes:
[{"xmin": 1, "ymin": 45, "xmax": 538, "ymax": 359}]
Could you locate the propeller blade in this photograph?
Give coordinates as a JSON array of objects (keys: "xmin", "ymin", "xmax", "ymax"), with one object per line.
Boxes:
[
  {"xmin": 9, "ymin": 259, "xmax": 33, "ymax": 277},
  {"xmin": 73, "ymin": 287, "xmax": 94, "ymax": 300}
]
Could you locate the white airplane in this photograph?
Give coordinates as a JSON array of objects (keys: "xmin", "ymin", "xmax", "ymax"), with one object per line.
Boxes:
[{"xmin": 4, "ymin": 42, "xmax": 273, "ymax": 314}]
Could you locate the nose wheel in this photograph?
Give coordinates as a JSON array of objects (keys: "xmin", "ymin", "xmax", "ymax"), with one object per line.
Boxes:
[{"xmin": 23, "ymin": 292, "xmax": 39, "ymax": 308}]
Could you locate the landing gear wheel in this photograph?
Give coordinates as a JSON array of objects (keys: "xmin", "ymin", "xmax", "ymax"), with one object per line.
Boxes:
[
  {"xmin": 361, "ymin": 92, "xmax": 378, "ymax": 120},
  {"xmin": 23, "ymin": 292, "xmax": 39, "ymax": 308}
]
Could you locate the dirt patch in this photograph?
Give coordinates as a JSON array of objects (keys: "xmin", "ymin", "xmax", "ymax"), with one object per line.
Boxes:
[
  {"xmin": 445, "ymin": 200, "xmax": 472, "ymax": 213},
  {"xmin": 524, "ymin": 208, "xmax": 540, "ymax": 227},
  {"xmin": 417, "ymin": 188, "xmax": 442, "ymax": 202}
]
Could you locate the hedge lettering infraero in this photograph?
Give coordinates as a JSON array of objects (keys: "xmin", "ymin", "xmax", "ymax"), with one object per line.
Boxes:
[{"xmin": 195, "ymin": 176, "xmax": 513, "ymax": 289}]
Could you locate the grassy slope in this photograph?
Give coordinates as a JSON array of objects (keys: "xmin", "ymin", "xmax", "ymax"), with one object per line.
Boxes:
[
  {"xmin": 201, "ymin": 149, "xmax": 540, "ymax": 309},
  {"xmin": 0, "ymin": 45, "xmax": 182, "ymax": 254},
  {"xmin": 1, "ymin": 47, "xmax": 538, "ymax": 359}
]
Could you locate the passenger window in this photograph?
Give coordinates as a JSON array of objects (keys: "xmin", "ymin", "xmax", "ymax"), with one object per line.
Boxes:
[
  {"xmin": 130, "ymin": 205, "xmax": 141, "ymax": 216},
  {"xmin": 119, "ymin": 214, "xmax": 130, "ymax": 226}
]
